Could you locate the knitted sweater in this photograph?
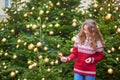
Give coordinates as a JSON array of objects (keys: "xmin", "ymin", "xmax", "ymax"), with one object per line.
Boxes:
[{"xmin": 67, "ymin": 36, "xmax": 104, "ymax": 76}]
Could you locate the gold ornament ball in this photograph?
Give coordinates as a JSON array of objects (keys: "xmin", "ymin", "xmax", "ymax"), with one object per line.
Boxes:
[
  {"xmin": 17, "ymin": 39, "xmax": 22, "ymax": 44},
  {"xmin": 13, "ymin": 54, "xmax": 17, "ymax": 59},
  {"xmin": 34, "ymin": 32, "xmax": 39, "ymax": 36},
  {"xmin": 16, "ymin": 45, "xmax": 20, "ymax": 48},
  {"xmin": 107, "ymin": 68, "xmax": 113, "ymax": 74},
  {"xmin": 72, "ymin": 22, "xmax": 77, "ymax": 27},
  {"xmin": 44, "ymin": 58, "xmax": 49, "ymax": 63},
  {"xmin": 49, "ymin": 24, "xmax": 53, "ymax": 27},
  {"xmin": 111, "ymin": 47, "xmax": 115, "ymax": 52},
  {"xmin": 24, "ymin": 42, "xmax": 27, "ymax": 46},
  {"xmin": 72, "ymin": 19, "xmax": 77, "ymax": 22},
  {"xmin": 100, "ymin": 7, "xmax": 103, "ymax": 11},
  {"xmin": 1, "ymin": 38, "xmax": 7, "ymax": 42},
  {"xmin": 55, "ymin": 23, "xmax": 60, "ymax": 27},
  {"xmin": 10, "ymin": 71, "xmax": 16, "ymax": 77},
  {"xmin": 11, "ymin": 29, "xmax": 15, "ymax": 33},
  {"xmin": 26, "ymin": 25, "xmax": 30, "ymax": 29},
  {"xmin": 45, "ymin": 17, "xmax": 49, "ymax": 20},
  {"xmin": 24, "ymin": 13, "xmax": 28, "ymax": 17},
  {"xmin": 4, "ymin": 52, "xmax": 8, "ymax": 56},
  {"xmin": 46, "ymin": 10, "xmax": 50, "ymax": 14},
  {"xmin": 32, "ymin": 24, "xmax": 38, "ymax": 30},
  {"xmin": 36, "ymin": 42, "xmax": 42, "ymax": 47},
  {"xmin": 31, "ymin": 7, "xmax": 35, "ymax": 10},
  {"xmin": 107, "ymin": 50, "xmax": 111, "ymax": 53},
  {"xmin": 118, "ymin": 46, "xmax": 120, "ymax": 50},
  {"xmin": 28, "ymin": 65, "xmax": 33, "ymax": 70},
  {"xmin": 28, "ymin": 43, "xmax": 35, "ymax": 50},
  {"xmin": 15, "ymin": 70, "xmax": 19, "ymax": 74},
  {"xmin": 114, "ymin": 25, "xmax": 117, "ymax": 29},
  {"xmin": 117, "ymin": 28, "xmax": 120, "ymax": 33},
  {"xmin": 105, "ymin": 13, "xmax": 112, "ymax": 20},
  {"xmin": 50, "ymin": 61, "xmax": 54, "ymax": 65},
  {"xmin": 116, "ymin": 57, "xmax": 119, "ymax": 61},
  {"xmin": 70, "ymin": 48, "xmax": 73, "ymax": 52},
  {"xmin": 93, "ymin": 3, "xmax": 98, "ymax": 8},
  {"xmin": 58, "ymin": 52, "xmax": 63, "ymax": 57},
  {"xmin": 60, "ymin": 13, "xmax": 64, "ymax": 16},
  {"xmin": 49, "ymin": 31, "xmax": 54, "ymax": 35},
  {"xmin": 47, "ymin": 68, "xmax": 51, "ymax": 72},
  {"xmin": 57, "ymin": 44, "xmax": 61, "ymax": 48},
  {"xmin": 42, "ymin": 24, "xmax": 46, "ymax": 28},
  {"xmin": 39, "ymin": 10, "xmax": 44, "ymax": 15},
  {"xmin": 37, "ymin": 17, "xmax": 41, "ymax": 20},
  {"xmin": 41, "ymin": 77, "xmax": 45, "ymax": 80},
  {"xmin": 71, "ymin": 36, "xmax": 76, "ymax": 42},
  {"xmin": 32, "ymin": 63, "xmax": 37, "ymax": 67},
  {"xmin": 38, "ymin": 55, "xmax": 43, "ymax": 59},
  {"xmin": 44, "ymin": 46, "xmax": 48, "ymax": 51},
  {"xmin": 27, "ymin": 60, "xmax": 32, "ymax": 64},
  {"xmin": 55, "ymin": 60, "xmax": 59, "ymax": 65},
  {"xmin": 89, "ymin": 14, "xmax": 92, "ymax": 17},
  {"xmin": 4, "ymin": 66, "xmax": 7, "ymax": 69},
  {"xmin": 56, "ymin": 2, "xmax": 60, "ymax": 6},
  {"xmin": 34, "ymin": 47, "xmax": 38, "ymax": 52}
]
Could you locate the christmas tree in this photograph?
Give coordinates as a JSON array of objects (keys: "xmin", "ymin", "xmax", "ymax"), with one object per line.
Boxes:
[{"xmin": 0, "ymin": 0, "xmax": 81, "ymax": 80}]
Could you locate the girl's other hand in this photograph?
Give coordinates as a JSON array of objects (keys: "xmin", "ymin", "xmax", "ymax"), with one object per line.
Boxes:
[{"xmin": 60, "ymin": 56, "xmax": 67, "ymax": 62}]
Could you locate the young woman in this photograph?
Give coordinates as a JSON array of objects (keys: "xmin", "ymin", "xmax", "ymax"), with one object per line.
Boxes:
[{"xmin": 60, "ymin": 19, "xmax": 104, "ymax": 80}]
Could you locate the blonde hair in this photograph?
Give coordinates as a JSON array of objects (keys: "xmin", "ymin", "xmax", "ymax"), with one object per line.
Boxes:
[{"xmin": 78, "ymin": 19, "xmax": 104, "ymax": 50}]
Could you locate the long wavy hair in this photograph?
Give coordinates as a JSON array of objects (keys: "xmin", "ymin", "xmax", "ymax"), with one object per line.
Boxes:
[{"xmin": 78, "ymin": 19, "xmax": 104, "ymax": 50}]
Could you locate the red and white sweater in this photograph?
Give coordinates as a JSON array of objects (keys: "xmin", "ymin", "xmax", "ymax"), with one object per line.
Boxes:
[{"xmin": 67, "ymin": 36, "xmax": 104, "ymax": 76}]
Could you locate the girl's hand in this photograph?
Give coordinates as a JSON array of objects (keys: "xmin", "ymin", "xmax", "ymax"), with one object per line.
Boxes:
[{"xmin": 60, "ymin": 56, "xmax": 68, "ymax": 62}]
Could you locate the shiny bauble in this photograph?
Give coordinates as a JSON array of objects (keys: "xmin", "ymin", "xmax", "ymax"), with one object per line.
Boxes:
[
  {"xmin": 28, "ymin": 43, "xmax": 35, "ymax": 50},
  {"xmin": 44, "ymin": 58, "xmax": 49, "ymax": 63},
  {"xmin": 107, "ymin": 68, "xmax": 113, "ymax": 74},
  {"xmin": 13, "ymin": 54, "xmax": 17, "ymax": 59},
  {"xmin": 24, "ymin": 13, "xmax": 28, "ymax": 17},
  {"xmin": 1, "ymin": 38, "xmax": 7, "ymax": 42},
  {"xmin": 55, "ymin": 60, "xmax": 59, "ymax": 65},
  {"xmin": 32, "ymin": 24, "xmax": 38, "ymax": 30},
  {"xmin": 93, "ymin": 3, "xmax": 98, "ymax": 8},
  {"xmin": 39, "ymin": 10, "xmax": 44, "ymax": 15},
  {"xmin": 38, "ymin": 55, "xmax": 43, "ymax": 59},
  {"xmin": 42, "ymin": 24, "xmax": 46, "ymax": 28},
  {"xmin": 36, "ymin": 42, "xmax": 42, "ymax": 47},
  {"xmin": 72, "ymin": 22, "xmax": 77, "ymax": 27},
  {"xmin": 58, "ymin": 52, "xmax": 63, "ymax": 57},
  {"xmin": 57, "ymin": 44, "xmax": 61, "ymax": 48},
  {"xmin": 56, "ymin": 2, "xmax": 60, "ymax": 6},
  {"xmin": 11, "ymin": 29, "xmax": 15, "ymax": 33},
  {"xmin": 47, "ymin": 68, "xmax": 51, "ymax": 72},
  {"xmin": 55, "ymin": 23, "xmax": 60, "ymax": 27},
  {"xmin": 117, "ymin": 28, "xmax": 120, "ymax": 33},
  {"xmin": 50, "ymin": 61, "xmax": 54, "ymax": 65},
  {"xmin": 72, "ymin": 19, "xmax": 77, "ymax": 22},
  {"xmin": 49, "ymin": 31, "xmax": 54, "ymax": 35},
  {"xmin": 44, "ymin": 46, "xmax": 48, "ymax": 51},
  {"xmin": 27, "ymin": 60, "xmax": 32, "ymax": 64},
  {"xmin": 105, "ymin": 13, "xmax": 112, "ymax": 20},
  {"xmin": 28, "ymin": 65, "xmax": 33, "ymax": 70},
  {"xmin": 34, "ymin": 48, "xmax": 38, "ymax": 52},
  {"xmin": 10, "ymin": 71, "xmax": 16, "ymax": 77}
]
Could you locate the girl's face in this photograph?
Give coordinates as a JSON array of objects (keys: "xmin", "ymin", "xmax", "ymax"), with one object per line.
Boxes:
[{"xmin": 83, "ymin": 25, "xmax": 91, "ymax": 37}]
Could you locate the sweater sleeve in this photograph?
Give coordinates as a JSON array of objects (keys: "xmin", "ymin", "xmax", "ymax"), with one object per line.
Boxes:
[
  {"xmin": 67, "ymin": 35, "xmax": 79, "ymax": 61},
  {"xmin": 92, "ymin": 41, "xmax": 104, "ymax": 63}
]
